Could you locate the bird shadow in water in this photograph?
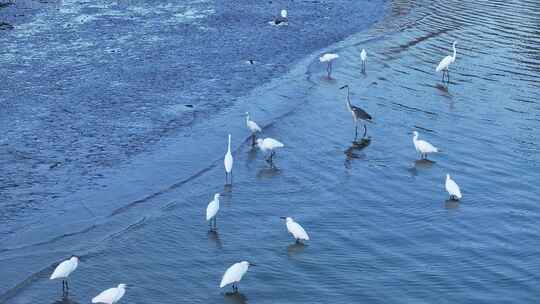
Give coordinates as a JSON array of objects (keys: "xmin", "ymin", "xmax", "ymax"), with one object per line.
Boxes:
[
  {"xmin": 344, "ymin": 138, "xmax": 371, "ymax": 159},
  {"xmin": 256, "ymin": 166, "xmax": 281, "ymax": 179},
  {"xmin": 224, "ymin": 291, "xmax": 248, "ymax": 304},
  {"xmin": 223, "ymin": 184, "xmax": 233, "ymax": 193},
  {"xmin": 287, "ymin": 242, "xmax": 307, "ymax": 256},
  {"xmin": 208, "ymin": 230, "xmax": 223, "ymax": 249},
  {"xmin": 52, "ymin": 294, "xmax": 80, "ymax": 304},
  {"xmin": 414, "ymin": 159, "xmax": 435, "ymax": 168},
  {"xmin": 444, "ymin": 199, "xmax": 460, "ymax": 210},
  {"xmin": 407, "ymin": 159, "xmax": 435, "ymax": 176},
  {"xmin": 320, "ymin": 75, "xmax": 337, "ymax": 84},
  {"xmin": 247, "ymin": 148, "xmax": 258, "ymax": 162}
]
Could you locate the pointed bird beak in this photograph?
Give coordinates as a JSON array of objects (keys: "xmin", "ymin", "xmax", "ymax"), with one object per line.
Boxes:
[
  {"xmin": 339, "ymin": 85, "xmax": 348, "ymax": 90},
  {"xmin": 279, "ymin": 216, "xmax": 286, "ymax": 219},
  {"xmin": 250, "ymin": 263, "xmax": 257, "ymax": 266}
]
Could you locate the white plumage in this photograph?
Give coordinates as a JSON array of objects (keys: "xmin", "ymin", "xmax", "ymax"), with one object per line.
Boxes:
[
  {"xmin": 360, "ymin": 49, "xmax": 367, "ymax": 62},
  {"xmin": 50, "ymin": 256, "xmax": 78, "ymax": 280},
  {"xmin": 224, "ymin": 134, "xmax": 234, "ymax": 183},
  {"xmin": 284, "ymin": 217, "xmax": 309, "ymax": 242},
  {"xmin": 413, "ymin": 131, "xmax": 439, "ymax": 159},
  {"xmin": 245, "ymin": 112, "xmax": 261, "ymax": 134},
  {"xmin": 436, "ymin": 41, "xmax": 457, "ymax": 82},
  {"xmin": 257, "ymin": 137, "xmax": 284, "ymax": 153},
  {"xmin": 206, "ymin": 193, "xmax": 220, "ymax": 221},
  {"xmin": 281, "ymin": 9, "xmax": 287, "ymax": 18},
  {"xmin": 319, "ymin": 53, "xmax": 339, "ymax": 62},
  {"xmin": 92, "ymin": 284, "xmax": 127, "ymax": 304},
  {"xmin": 445, "ymin": 174, "xmax": 462, "ymax": 200},
  {"xmin": 220, "ymin": 261, "xmax": 251, "ymax": 290}
]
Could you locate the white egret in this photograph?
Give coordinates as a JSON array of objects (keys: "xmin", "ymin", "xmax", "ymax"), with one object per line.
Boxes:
[
  {"xmin": 445, "ymin": 174, "xmax": 462, "ymax": 201},
  {"xmin": 280, "ymin": 217, "xmax": 310, "ymax": 243},
  {"xmin": 360, "ymin": 48, "xmax": 367, "ymax": 72},
  {"xmin": 256, "ymin": 137, "xmax": 284, "ymax": 165},
  {"xmin": 245, "ymin": 112, "xmax": 262, "ymax": 146},
  {"xmin": 50, "ymin": 256, "xmax": 79, "ymax": 294},
  {"xmin": 436, "ymin": 41, "xmax": 457, "ymax": 83},
  {"xmin": 412, "ymin": 131, "xmax": 439, "ymax": 159},
  {"xmin": 224, "ymin": 134, "xmax": 234, "ymax": 185},
  {"xmin": 319, "ymin": 53, "xmax": 339, "ymax": 78},
  {"xmin": 92, "ymin": 284, "xmax": 127, "ymax": 304},
  {"xmin": 206, "ymin": 193, "xmax": 220, "ymax": 230},
  {"xmin": 220, "ymin": 261, "xmax": 255, "ymax": 293},
  {"xmin": 339, "ymin": 85, "xmax": 372, "ymax": 140}
]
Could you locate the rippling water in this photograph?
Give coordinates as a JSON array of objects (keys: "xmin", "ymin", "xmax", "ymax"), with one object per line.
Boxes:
[{"xmin": 1, "ymin": 0, "xmax": 540, "ymax": 303}]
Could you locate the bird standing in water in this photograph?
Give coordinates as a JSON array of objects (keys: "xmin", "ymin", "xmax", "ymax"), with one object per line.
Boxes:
[
  {"xmin": 257, "ymin": 137, "xmax": 284, "ymax": 166},
  {"xmin": 50, "ymin": 256, "xmax": 79, "ymax": 295},
  {"xmin": 445, "ymin": 174, "xmax": 462, "ymax": 201},
  {"xmin": 245, "ymin": 112, "xmax": 262, "ymax": 147},
  {"xmin": 224, "ymin": 134, "xmax": 234, "ymax": 185},
  {"xmin": 319, "ymin": 53, "xmax": 339, "ymax": 79},
  {"xmin": 92, "ymin": 284, "xmax": 127, "ymax": 304},
  {"xmin": 339, "ymin": 85, "xmax": 372, "ymax": 140},
  {"xmin": 436, "ymin": 41, "xmax": 457, "ymax": 83},
  {"xmin": 206, "ymin": 193, "xmax": 220, "ymax": 231},
  {"xmin": 412, "ymin": 131, "xmax": 439, "ymax": 159},
  {"xmin": 220, "ymin": 261, "xmax": 256, "ymax": 293},
  {"xmin": 281, "ymin": 217, "xmax": 310, "ymax": 244},
  {"xmin": 360, "ymin": 48, "xmax": 367, "ymax": 72}
]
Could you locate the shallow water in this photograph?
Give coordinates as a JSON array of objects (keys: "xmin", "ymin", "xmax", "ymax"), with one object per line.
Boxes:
[{"xmin": 2, "ymin": 0, "xmax": 540, "ymax": 303}]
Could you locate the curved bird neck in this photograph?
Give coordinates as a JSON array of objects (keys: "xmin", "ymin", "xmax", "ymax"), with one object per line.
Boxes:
[
  {"xmin": 227, "ymin": 136, "xmax": 231, "ymax": 152},
  {"xmin": 452, "ymin": 44, "xmax": 457, "ymax": 61},
  {"xmin": 345, "ymin": 87, "xmax": 352, "ymax": 110}
]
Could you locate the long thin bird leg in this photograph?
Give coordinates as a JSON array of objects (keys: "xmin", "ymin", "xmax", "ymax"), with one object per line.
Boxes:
[
  {"xmin": 363, "ymin": 124, "xmax": 367, "ymax": 138},
  {"xmin": 354, "ymin": 122, "xmax": 358, "ymax": 141},
  {"xmin": 447, "ymin": 70, "xmax": 450, "ymax": 83},
  {"xmin": 251, "ymin": 134, "xmax": 256, "ymax": 147},
  {"xmin": 326, "ymin": 61, "xmax": 332, "ymax": 79}
]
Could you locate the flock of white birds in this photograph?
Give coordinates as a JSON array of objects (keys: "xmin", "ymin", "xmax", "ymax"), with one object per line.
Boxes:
[{"xmin": 46, "ymin": 9, "xmax": 463, "ymax": 303}]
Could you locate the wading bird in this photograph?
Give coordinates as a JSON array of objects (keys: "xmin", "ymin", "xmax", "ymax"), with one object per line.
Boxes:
[
  {"xmin": 92, "ymin": 284, "xmax": 127, "ymax": 304},
  {"xmin": 339, "ymin": 85, "xmax": 372, "ymax": 140},
  {"xmin": 319, "ymin": 53, "xmax": 339, "ymax": 79},
  {"xmin": 280, "ymin": 217, "xmax": 310, "ymax": 244},
  {"xmin": 257, "ymin": 137, "xmax": 284, "ymax": 166},
  {"xmin": 436, "ymin": 41, "xmax": 457, "ymax": 83},
  {"xmin": 445, "ymin": 174, "xmax": 462, "ymax": 201},
  {"xmin": 360, "ymin": 48, "xmax": 367, "ymax": 72},
  {"xmin": 412, "ymin": 131, "xmax": 439, "ymax": 159},
  {"xmin": 206, "ymin": 193, "xmax": 220, "ymax": 230},
  {"xmin": 224, "ymin": 134, "xmax": 234, "ymax": 185},
  {"xmin": 50, "ymin": 256, "xmax": 79, "ymax": 294},
  {"xmin": 245, "ymin": 112, "xmax": 262, "ymax": 146},
  {"xmin": 274, "ymin": 9, "xmax": 288, "ymax": 25},
  {"xmin": 220, "ymin": 261, "xmax": 255, "ymax": 293}
]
